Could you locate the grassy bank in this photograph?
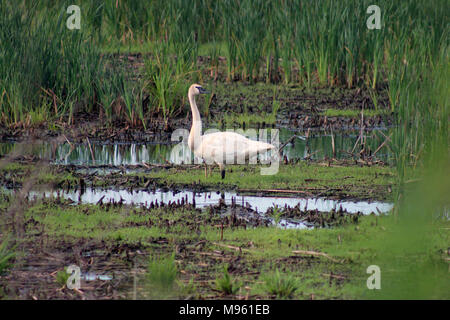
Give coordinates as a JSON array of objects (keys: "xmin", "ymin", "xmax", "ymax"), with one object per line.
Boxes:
[
  {"xmin": 142, "ymin": 163, "xmax": 394, "ymax": 200},
  {"xmin": 0, "ymin": 197, "xmax": 447, "ymax": 299},
  {"xmin": 0, "ymin": 161, "xmax": 395, "ymax": 201}
]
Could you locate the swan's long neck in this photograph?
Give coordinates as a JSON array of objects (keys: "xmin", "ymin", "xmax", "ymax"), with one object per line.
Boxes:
[{"xmin": 188, "ymin": 92, "xmax": 202, "ymax": 151}]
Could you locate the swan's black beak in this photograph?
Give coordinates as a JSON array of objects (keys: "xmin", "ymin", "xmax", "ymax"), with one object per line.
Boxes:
[{"xmin": 197, "ymin": 86, "xmax": 209, "ymax": 94}]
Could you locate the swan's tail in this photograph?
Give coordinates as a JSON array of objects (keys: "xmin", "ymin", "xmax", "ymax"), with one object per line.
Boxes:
[
  {"xmin": 255, "ymin": 141, "xmax": 275, "ymax": 152},
  {"xmin": 247, "ymin": 141, "xmax": 276, "ymax": 157}
]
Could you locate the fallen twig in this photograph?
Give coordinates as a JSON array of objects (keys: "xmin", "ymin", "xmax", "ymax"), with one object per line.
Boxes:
[
  {"xmin": 86, "ymin": 137, "xmax": 95, "ymax": 164},
  {"xmin": 292, "ymin": 250, "xmax": 342, "ymax": 263},
  {"xmin": 321, "ymin": 273, "xmax": 347, "ymax": 280},
  {"xmin": 212, "ymin": 242, "xmax": 252, "ymax": 253},
  {"xmin": 62, "ymin": 134, "xmax": 73, "ymax": 148},
  {"xmin": 371, "ymin": 133, "xmax": 392, "ymax": 158},
  {"xmin": 279, "ymin": 135, "xmax": 296, "ymax": 151}
]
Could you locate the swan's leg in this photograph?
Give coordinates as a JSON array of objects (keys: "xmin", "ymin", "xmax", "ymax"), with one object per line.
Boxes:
[
  {"xmin": 218, "ymin": 163, "xmax": 226, "ymax": 179},
  {"xmin": 204, "ymin": 162, "xmax": 208, "ymax": 178}
]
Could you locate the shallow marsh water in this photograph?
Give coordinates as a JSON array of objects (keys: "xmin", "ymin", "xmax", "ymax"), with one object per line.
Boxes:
[
  {"xmin": 23, "ymin": 187, "xmax": 393, "ymax": 229},
  {"xmin": 0, "ymin": 128, "xmax": 392, "ymax": 165},
  {"xmin": 44, "ymin": 187, "xmax": 391, "ymax": 214}
]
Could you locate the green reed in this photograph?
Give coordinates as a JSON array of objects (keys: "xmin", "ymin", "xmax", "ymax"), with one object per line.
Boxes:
[
  {"xmin": 145, "ymin": 41, "xmax": 190, "ymax": 127},
  {"xmin": 0, "ymin": 1, "xmax": 110, "ymax": 125}
]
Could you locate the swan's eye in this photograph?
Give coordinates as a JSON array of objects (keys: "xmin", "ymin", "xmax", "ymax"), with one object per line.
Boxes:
[{"xmin": 195, "ymin": 86, "xmax": 208, "ymax": 94}]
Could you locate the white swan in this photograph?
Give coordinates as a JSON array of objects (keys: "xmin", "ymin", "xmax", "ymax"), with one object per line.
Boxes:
[{"xmin": 187, "ymin": 83, "xmax": 275, "ymax": 179}]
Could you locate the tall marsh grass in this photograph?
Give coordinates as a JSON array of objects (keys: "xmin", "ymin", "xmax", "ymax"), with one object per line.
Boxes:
[
  {"xmin": 0, "ymin": 2, "xmax": 447, "ymax": 169},
  {"xmin": 0, "ymin": 2, "xmax": 108, "ymax": 126}
]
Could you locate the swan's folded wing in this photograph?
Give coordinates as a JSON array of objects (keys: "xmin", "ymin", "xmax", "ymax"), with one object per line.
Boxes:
[{"xmin": 199, "ymin": 132, "xmax": 274, "ymax": 164}]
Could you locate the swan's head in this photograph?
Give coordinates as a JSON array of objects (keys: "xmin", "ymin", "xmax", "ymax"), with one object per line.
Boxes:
[{"xmin": 189, "ymin": 83, "xmax": 208, "ymax": 96}]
